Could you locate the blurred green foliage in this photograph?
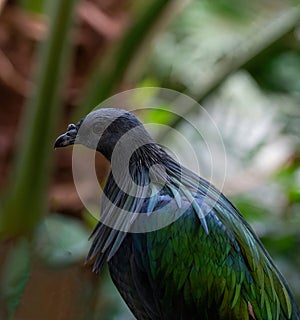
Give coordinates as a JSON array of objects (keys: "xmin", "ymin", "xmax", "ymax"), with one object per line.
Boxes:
[
  {"xmin": 1, "ymin": 239, "xmax": 31, "ymax": 320},
  {"xmin": 0, "ymin": 0, "xmax": 299, "ymax": 318},
  {"xmin": 0, "ymin": 0, "xmax": 78, "ymax": 315},
  {"xmin": 0, "ymin": 0, "xmax": 78, "ymax": 236},
  {"xmin": 75, "ymin": 0, "xmax": 176, "ymax": 120},
  {"xmin": 19, "ymin": 0, "xmax": 45, "ymax": 13}
]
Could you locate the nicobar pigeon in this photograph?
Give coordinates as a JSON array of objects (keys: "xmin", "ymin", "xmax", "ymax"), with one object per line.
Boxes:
[{"xmin": 55, "ymin": 108, "xmax": 299, "ymax": 320}]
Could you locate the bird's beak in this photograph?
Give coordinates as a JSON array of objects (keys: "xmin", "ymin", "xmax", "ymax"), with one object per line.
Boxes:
[{"xmin": 54, "ymin": 123, "xmax": 78, "ymax": 148}]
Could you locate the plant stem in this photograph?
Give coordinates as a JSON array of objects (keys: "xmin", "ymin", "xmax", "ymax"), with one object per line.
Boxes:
[{"xmin": 0, "ymin": 0, "xmax": 78, "ymax": 236}]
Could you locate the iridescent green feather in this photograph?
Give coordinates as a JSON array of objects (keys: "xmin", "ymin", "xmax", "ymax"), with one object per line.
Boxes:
[{"xmin": 143, "ymin": 190, "xmax": 298, "ymax": 319}]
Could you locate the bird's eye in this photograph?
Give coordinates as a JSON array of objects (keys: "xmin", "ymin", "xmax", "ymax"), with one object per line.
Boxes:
[{"xmin": 92, "ymin": 123, "xmax": 102, "ymax": 134}]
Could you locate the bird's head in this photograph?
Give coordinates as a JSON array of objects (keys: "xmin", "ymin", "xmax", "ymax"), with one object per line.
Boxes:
[{"xmin": 54, "ymin": 108, "xmax": 154, "ymax": 161}]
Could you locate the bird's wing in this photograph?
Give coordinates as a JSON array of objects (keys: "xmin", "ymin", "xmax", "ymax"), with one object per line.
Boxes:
[
  {"xmin": 213, "ymin": 195, "xmax": 298, "ymax": 320},
  {"xmin": 141, "ymin": 193, "xmax": 298, "ymax": 320}
]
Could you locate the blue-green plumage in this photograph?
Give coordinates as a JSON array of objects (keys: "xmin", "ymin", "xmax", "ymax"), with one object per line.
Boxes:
[{"xmin": 54, "ymin": 108, "xmax": 299, "ymax": 320}]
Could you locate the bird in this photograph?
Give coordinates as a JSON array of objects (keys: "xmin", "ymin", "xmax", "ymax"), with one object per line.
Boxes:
[{"xmin": 54, "ymin": 108, "xmax": 299, "ymax": 320}]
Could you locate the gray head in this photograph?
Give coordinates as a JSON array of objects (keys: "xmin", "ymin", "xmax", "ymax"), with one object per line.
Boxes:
[{"xmin": 54, "ymin": 108, "xmax": 154, "ymax": 161}]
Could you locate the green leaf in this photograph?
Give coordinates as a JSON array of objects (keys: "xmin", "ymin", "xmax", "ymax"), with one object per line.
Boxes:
[
  {"xmin": 34, "ymin": 214, "xmax": 90, "ymax": 267},
  {"xmin": 0, "ymin": 239, "xmax": 31, "ymax": 319}
]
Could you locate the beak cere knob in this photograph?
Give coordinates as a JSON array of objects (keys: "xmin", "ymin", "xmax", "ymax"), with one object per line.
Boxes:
[
  {"xmin": 54, "ymin": 123, "xmax": 78, "ymax": 148},
  {"xmin": 67, "ymin": 124, "xmax": 77, "ymax": 131}
]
